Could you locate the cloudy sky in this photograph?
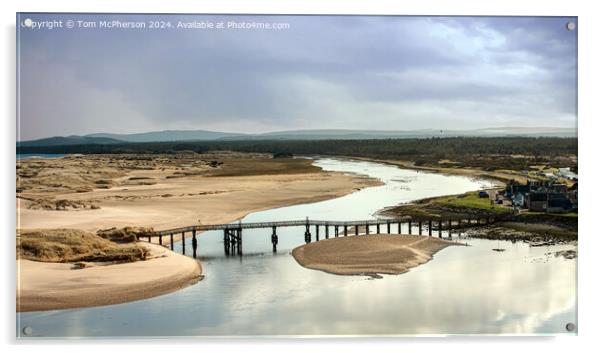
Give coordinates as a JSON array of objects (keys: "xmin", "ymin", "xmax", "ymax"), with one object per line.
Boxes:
[{"xmin": 17, "ymin": 14, "xmax": 577, "ymax": 140}]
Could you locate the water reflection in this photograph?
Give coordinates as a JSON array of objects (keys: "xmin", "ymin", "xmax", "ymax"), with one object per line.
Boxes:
[{"xmin": 17, "ymin": 158, "xmax": 576, "ymax": 337}]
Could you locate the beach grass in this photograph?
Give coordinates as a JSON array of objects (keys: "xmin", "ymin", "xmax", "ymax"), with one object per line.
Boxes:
[
  {"xmin": 17, "ymin": 229, "xmax": 149, "ymax": 263},
  {"xmin": 203, "ymin": 157, "xmax": 321, "ymax": 177}
]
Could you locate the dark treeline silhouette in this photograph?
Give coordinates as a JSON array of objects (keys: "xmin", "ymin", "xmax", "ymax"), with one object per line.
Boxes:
[{"xmin": 17, "ymin": 137, "xmax": 577, "ymax": 170}]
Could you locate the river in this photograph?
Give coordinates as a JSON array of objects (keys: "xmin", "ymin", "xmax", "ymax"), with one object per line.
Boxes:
[{"xmin": 17, "ymin": 158, "xmax": 577, "ymax": 337}]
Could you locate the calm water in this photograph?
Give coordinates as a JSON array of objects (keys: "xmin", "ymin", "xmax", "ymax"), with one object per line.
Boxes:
[
  {"xmin": 17, "ymin": 153, "xmax": 66, "ymax": 160},
  {"xmin": 17, "ymin": 158, "xmax": 577, "ymax": 337}
]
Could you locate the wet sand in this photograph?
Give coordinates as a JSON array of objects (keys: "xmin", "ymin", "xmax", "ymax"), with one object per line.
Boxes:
[
  {"xmin": 292, "ymin": 235, "xmax": 458, "ymax": 276},
  {"xmin": 17, "ymin": 243, "xmax": 202, "ymax": 312}
]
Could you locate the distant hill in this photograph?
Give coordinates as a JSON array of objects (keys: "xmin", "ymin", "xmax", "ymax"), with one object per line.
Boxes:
[
  {"xmin": 86, "ymin": 130, "xmax": 245, "ymax": 143},
  {"xmin": 221, "ymin": 127, "xmax": 577, "ymax": 140},
  {"xmin": 17, "ymin": 135, "xmax": 123, "ymax": 147},
  {"xmin": 19, "ymin": 127, "xmax": 576, "ymax": 147}
]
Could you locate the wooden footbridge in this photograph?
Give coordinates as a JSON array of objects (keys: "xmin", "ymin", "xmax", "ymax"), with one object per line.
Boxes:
[{"xmin": 138, "ymin": 216, "xmax": 499, "ymax": 258}]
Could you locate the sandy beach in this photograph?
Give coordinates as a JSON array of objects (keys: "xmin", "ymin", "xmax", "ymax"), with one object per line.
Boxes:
[
  {"xmin": 16, "ymin": 153, "xmax": 381, "ymax": 311},
  {"xmin": 17, "ymin": 154, "xmax": 380, "ymax": 233},
  {"xmin": 17, "ymin": 242, "xmax": 202, "ymax": 312},
  {"xmin": 292, "ymin": 235, "xmax": 458, "ymax": 276}
]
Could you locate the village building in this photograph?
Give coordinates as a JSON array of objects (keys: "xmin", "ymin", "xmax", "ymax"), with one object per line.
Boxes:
[{"xmin": 505, "ymin": 179, "xmax": 577, "ymax": 214}]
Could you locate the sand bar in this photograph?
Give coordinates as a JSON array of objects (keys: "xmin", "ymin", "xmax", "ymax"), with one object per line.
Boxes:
[
  {"xmin": 17, "ymin": 243, "xmax": 202, "ymax": 312},
  {"xmin": 292, "ymin": 235, "xmax": 458, "ymax": 276}
]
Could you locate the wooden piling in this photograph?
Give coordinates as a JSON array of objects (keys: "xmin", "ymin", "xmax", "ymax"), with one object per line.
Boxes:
[
  {"xmin": 376, "ymin": 223, "xmax": 380, "ymax": 234},
  {"xmin": 192, "ymin": 230, "xmax": 197, "ymax": 258},
  {"xmin": 387, "ymin": 221, "xmax": 391, "ymax": 233},
  {"xmin": 335, "ymin": 225, "xmax": 339, "ymax": 238},
  {"xmin": 408, "ymin": 220, "xmax": 412, "ymax": 234},
  {"xmin": 181, "ymin": 232, "xmax": 186, "ymax": 255},
  {"xmin": 236, "ymin": 228, "xmax": 242, "ymax": 255},
  {"xmin": 170, "ymin": 233, "xmax": 174, "ymax": 251},
  {"xmin": 418, "ymin": 221, "xmax": 422, "ymax": 235},
  {"xmin": 438, "ymin": 220, "xmax": 442, "ymax": 238},
  {"xmin": 428, "ymin": 220, "xmax": 432, "ymax": 236},
  {"xmin": 305, "ymin": 223, "xmax": 311, "ymax": 244},
  {"xmin": 398, "ymin": 222, "xmax": 401, "ymax": 234},
  {"xmin": 271, "ymin": 226, "xmax": 278, "ymax": 252}
]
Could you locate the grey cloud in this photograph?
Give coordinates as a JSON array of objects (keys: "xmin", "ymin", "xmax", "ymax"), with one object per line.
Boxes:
[{"xmin": 18, "ymin": 15, "xmax": 577, "ymax": 139}]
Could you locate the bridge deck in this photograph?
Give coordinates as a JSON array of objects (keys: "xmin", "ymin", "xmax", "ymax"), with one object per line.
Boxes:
[{"xmin": 152, "ymin": 216, "xmax": 492, "ymax": 236}]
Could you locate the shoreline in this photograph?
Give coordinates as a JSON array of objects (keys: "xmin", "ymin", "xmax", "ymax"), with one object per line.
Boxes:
[
  {"xmin": 17, "ymin": 242, "xmax": 202, "ymax": 312},
  {"xmin": 16, "ymin": 155, "xmax": 382, "ymax": 312},
  {"xmin": 341, "ymin": 155, "xmax": 508, "ymax": 186}
]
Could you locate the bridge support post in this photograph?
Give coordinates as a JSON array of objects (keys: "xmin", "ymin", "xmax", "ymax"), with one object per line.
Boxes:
[
  {"xmin": 325, "ymin": 224, "xmax": 329, "ymax": 238},
  {"xmin": 170, "ymin": 233, "xmax": 174, "ymax": 251},
  {"xmin": 230, "ymin": 229, "xmax": 237, "ymax": 255},
  {"xmin": 398, "ymin": 222, "xmax": 401, "ymax": 234},
  {"xmin": 271, "ymin": 226, "xmax": 278, "ymax": 253},
  {"xmin": 223, "ymin": 229, "xmax": 229, "ymax": 255},
  {"xmin": 148, "ymin": 235, "xmax": 152, "ymax": 243},
  {"xmin": 236, "ymin": 228, "xmax": 242, "ymax": 256},
  {"xmin": 428, "ymin": 220, "xmax": 432, "ymax": 236},
  {"xmin": 335, "ymin": 225, "xmax": 339, "ymax": 237},
  {"xmin": 419, "ymin": 221, "xmax": 423, "ymax": 235},
  {"xmin": 376, "ymin": 223, "xmax": 380, "ymax": 234},
  {"xmin": 355, "ymin": 225, "xmax": 359, "ymax": 236},
  {"xmin": 448, "ymin": 220, "xmax": 453, "ymax": 238},
  {"xmin": 181, "ymin": 232, "xmax": 186, "ymax": 255},
  {"xmin": 315, "ymin": 225, "xmax": 319, "ymax": 239},
  {"xmin": 159, "ymin": 235, "xmax": 163, "ymax": 246},
  {"xmin": 344, "ymin": 225, "xmax": 348, "ymax": 236},
  {"xmin": 192, "ymin": 230, "xmax": 197, "ymax": 258},
  {"xmin": 387, "ymin": 221, "xmax": 391, "ymax": 234},
  {"xmin": 366, "ymin": 222, "xmax": 370, "ymax": 235},
  {"xmin": 408, "ymin": 220, "xmax": 412, "ymax": 234},
  {"xmin": 438, "ymin": 220, "xmax": 442, "ymax": 238},
  {"xmin": 305, "ymin": 223, "xmax": 311, "ymax": 244}
]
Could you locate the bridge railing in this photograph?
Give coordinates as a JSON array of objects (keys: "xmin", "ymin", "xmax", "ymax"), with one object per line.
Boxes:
[{"xmin": 152, "ymin": 215, "xmax": 501, "ymax": 237}]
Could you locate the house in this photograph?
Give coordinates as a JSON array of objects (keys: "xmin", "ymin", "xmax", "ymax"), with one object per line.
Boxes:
[
  {"xmin": 558, "ymin": 167, "xmax": 578, "ymax": 181},
  {"xmin": 506, "ymin": 179, "xmax": 577, "ymax": 213},
  {"xmin": 547, "ymin": 198, "xmax": 573, "ymax": 213},
  {"xmin": 549, "ymin": 184, "xmax": 568, "ymax": 193},
  {"xmin": 512, "ymin": 193, "xmax": 526, "ymax": 208},
  {"xmin": 527, "ymin": 192, "xmax": 548, "ymax": 212},
  {"xmin": 507, "ymin": 184, "xmax": 529, "ymax": 198}
]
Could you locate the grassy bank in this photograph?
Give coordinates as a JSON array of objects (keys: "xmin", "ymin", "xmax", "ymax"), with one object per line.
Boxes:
[
  {"xmin": 432, "ymin": 192, "xmax": 511, "ymax": 214},
  {"xmin": 382, "ymin": 190, "xmax": 577, "ymax": 242},
  {"xmin": 17, "ymin": 228, "xmax": 150, "ymax": 263}
]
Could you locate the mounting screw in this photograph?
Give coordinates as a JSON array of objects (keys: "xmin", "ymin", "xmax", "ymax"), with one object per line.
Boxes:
[
  {"xmin": 566, "ymin": 322, "xmax": 576, "ymax": 332},
  {"xmin": 566, "ymin": 22, "xmax": 576, "ymax": 31},
  {"xmin": 22, "ymin": 326, "xmax": 32, "ymax": 336}
]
